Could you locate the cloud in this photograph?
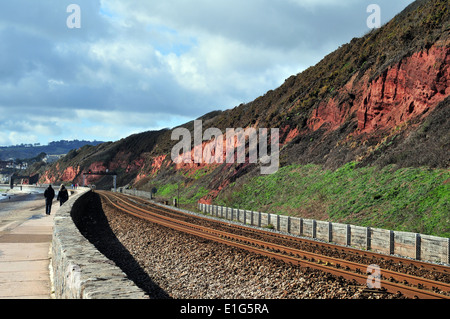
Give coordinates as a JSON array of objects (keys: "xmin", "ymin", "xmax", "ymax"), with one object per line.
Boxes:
[{"xmin": 0, "ymin": 0, "xmax": 415, "ymax": 147}]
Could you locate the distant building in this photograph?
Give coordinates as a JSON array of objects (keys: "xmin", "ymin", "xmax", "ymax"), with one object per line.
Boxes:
[
  {"xmin": 0, "ymin": 174, "xmax": 9, "ymax": 183},
  {"xmin": 16, "ymin": 162, "xmax": 28, "ymax": 170},
  {"xmin": 0, "ymin": 160, "xmax": 13, "ymax": 169},
  {"xmin": 1, "ymin": 161, "xmax": 28, "ymax": 170}
]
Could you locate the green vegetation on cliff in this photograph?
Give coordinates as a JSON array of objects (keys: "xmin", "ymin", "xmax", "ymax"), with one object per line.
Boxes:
[
  {"xmin": 214, "ymin": 163, "xmax": 449, "ymax": 237},
  {"xmin": 37, "ymin": 0, "xmax": 449, "ymax": 239},
  {"xmin": 143, "ymin": 162, "xmax": 449, "ymax": 238}
]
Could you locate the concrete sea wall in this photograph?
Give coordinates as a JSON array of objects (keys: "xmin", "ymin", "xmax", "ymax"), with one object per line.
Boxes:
[{"xmin": 51, "ymin": 190, "xmax": 148, "ymax": 299}]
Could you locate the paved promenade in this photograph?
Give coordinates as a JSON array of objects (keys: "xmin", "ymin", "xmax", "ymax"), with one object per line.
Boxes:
[{"xmin": 0, "ymin": 192, "xmax": 54, "ymax": 299}]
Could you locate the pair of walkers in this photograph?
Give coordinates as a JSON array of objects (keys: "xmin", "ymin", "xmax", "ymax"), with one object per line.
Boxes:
[{"xmin": 44, "ymin": 185, "xmax": 69, "ymax": 215}]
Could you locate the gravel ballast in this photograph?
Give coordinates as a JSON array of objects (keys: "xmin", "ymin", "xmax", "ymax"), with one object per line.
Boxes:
[{"xmin": 76, "ymin": 192, "xmax": 403, "ymax": 299}]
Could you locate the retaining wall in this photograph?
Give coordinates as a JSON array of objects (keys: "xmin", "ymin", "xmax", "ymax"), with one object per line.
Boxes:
[
  {"xmin": 197, "ymin": 203, "xmax": 449, "ymax": 265},
  {"xmin": 51, "ymin": 190, "xmax": 148, "ymax": 299},
  {"xmin": 115, "ymin": 187, "xmax": 450, "ymax": 264}
]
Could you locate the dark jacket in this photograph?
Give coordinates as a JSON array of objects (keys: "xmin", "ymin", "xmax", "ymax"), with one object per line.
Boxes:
[
  {"xmin": 44, "ymin": 186, "xmax": 55, "ymax": 201},
  {"xmin": 57, "ymin": 187, "xmax": 69, "ymax": 204}
]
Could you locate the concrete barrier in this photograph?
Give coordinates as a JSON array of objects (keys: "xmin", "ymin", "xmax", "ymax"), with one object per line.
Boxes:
[
  {"xmin": 197, "ymin": 203, "xmax": 449, "ymax": 265},
  {"xmin": 51, "ymin": 190, "xmax": 148, "ymax": 299},
  {"xmin": 114, "ymin": 188, "xmax": 450, "ymax": 265}
]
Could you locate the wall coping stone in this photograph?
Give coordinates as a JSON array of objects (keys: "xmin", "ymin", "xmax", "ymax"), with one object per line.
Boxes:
[{"xmin": 51, "ymin": 190, "xmax": 149, "ymax": 299}]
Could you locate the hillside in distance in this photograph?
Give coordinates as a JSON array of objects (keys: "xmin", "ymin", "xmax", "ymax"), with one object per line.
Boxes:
[
  {"xmin": 0, "ymin": 140, "xmax": 104, "ymax": 161},
  {"xmin": 38, "ymin": 0, "xmax": 449, "ymax": 237}
]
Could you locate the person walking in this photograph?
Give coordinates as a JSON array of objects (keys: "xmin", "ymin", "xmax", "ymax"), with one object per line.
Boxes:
[
  {"xmin": 44, "ymin": 185, "xmax": 55, "ymax": 215},
  {"xmin": 57, "ymin": 185, "xmax": 69, "ymax": 206}
]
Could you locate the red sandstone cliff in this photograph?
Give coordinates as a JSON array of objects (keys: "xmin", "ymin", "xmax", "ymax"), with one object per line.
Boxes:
[
  {"xmin": 39, "ymin": 0, "xmax": 449, "ymax": 198},
  {"xmin": 306, "ymin": 45, "xmax": 449, "ymax": 135}
]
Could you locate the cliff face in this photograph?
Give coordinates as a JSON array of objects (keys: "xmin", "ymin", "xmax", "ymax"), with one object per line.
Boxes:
[
  {"xmin": 292, "ymin": 44, "xmax": 448, "ymax": 172},
  {"xmin": 39, "ymin": 0, "xmax": 449, "ymax": 204},
  {"xmin": 358, "ymin": 45, "xmax": 449, "ymax": 133},
  {"xmin": 307, "ymin": 45, "xmax": 449, "ymax": 135}
]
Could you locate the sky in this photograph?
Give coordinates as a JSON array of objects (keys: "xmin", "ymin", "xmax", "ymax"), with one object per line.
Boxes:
[{"xmin": 0, "ymin": 0, "xmax": 415, "ymax": 146}]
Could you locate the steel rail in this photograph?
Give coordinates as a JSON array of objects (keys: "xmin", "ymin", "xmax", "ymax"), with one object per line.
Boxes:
[
  {"xmin": 118, "ymin": 192, "xmax": 450, "ymax": 275},
  {"xmin": 109, "ymin": 194, "xmax": 450, "ymax": 295},
  {"xmin": 98, "ymin": 191, "xmax": 450, "ymax": 299}
]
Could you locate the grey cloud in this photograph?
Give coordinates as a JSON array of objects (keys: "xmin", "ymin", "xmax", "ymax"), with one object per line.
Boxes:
[{"xmin": 0, "ymin": 0, "xmax": 415, "ymax": 146}]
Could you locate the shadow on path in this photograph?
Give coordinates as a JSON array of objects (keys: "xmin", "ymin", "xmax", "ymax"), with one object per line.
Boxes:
[{"xmin": 72, "ymin": 191, "xmax": 171, "ymax": 299}]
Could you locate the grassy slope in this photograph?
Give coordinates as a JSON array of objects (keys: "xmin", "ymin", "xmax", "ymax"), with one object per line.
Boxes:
[
  {"xmin": 213, "ymin": 163, "xmax": 449, "ymax": 238},
  {"xmin": 145, "ymin": 162, "xmax": 449, "ymax": 238},
  {"xmin": 37, "ymin": 0, "xmax": 449, "ymax": 238}
]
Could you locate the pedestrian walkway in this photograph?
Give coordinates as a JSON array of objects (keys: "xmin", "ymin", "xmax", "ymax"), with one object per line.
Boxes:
[{"xmin": 0, "ymin": 204, "xmax": 54, "ymax": 299}]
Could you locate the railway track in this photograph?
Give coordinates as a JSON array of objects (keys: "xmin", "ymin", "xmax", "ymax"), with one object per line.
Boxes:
[
  {"xmin": 127, "ymin": 195, "xmax": 450, "ymax": 278},
  {"xmin": 105, "ymin": 192, "xmax": 450, "ymax": 279},
  {"xmin": 97, "ymin": 191, "xmax": 450, "ymax": 299}
]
